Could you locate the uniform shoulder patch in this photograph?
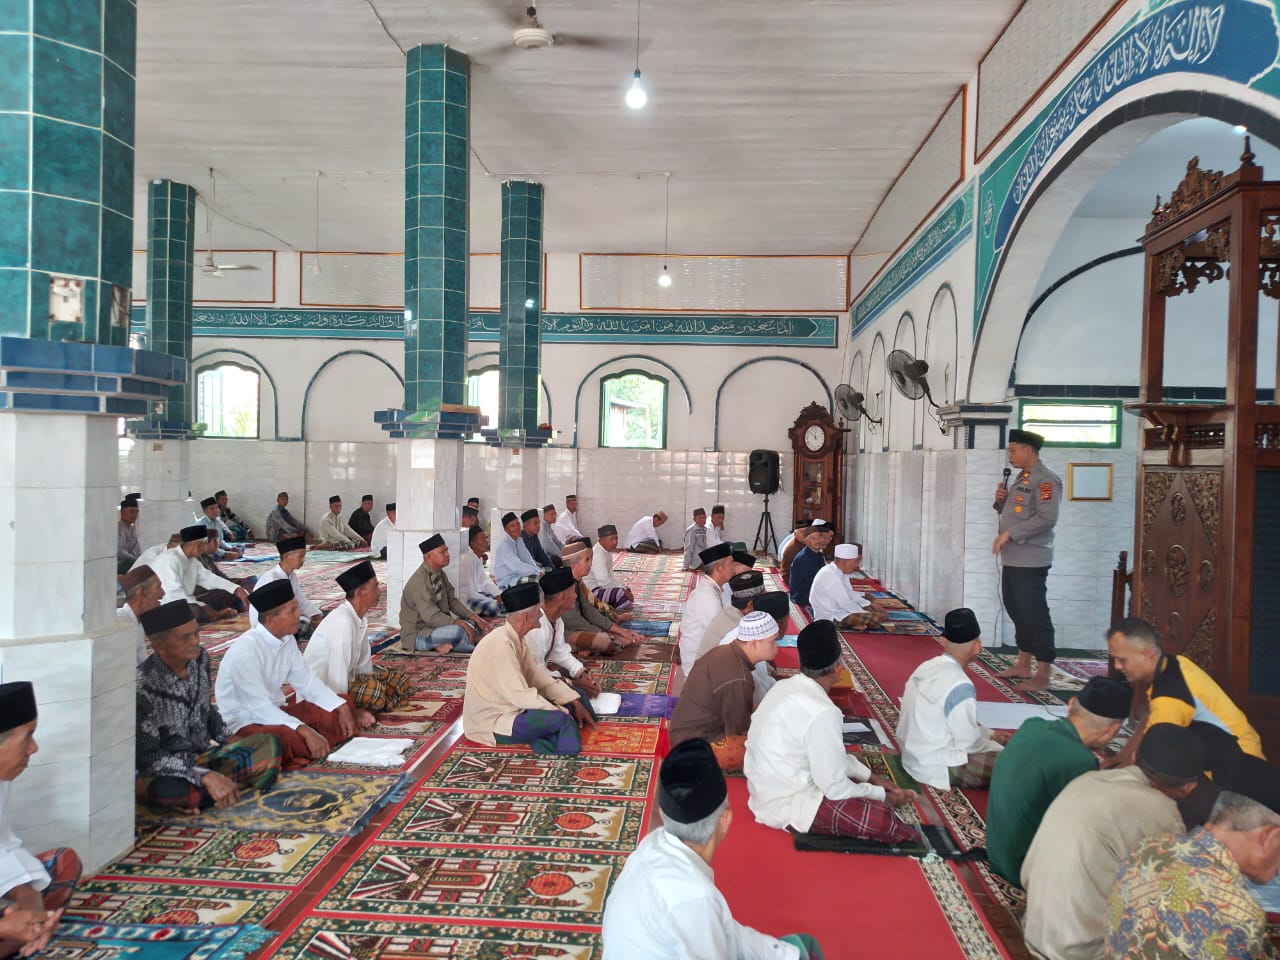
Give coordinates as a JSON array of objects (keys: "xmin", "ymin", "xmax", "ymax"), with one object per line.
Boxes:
[{"xmin": 1039, "ymin": 482, "xmax": 1054, "ymax": 501}]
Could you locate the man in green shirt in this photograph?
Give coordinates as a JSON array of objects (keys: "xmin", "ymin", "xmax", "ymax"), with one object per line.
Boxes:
[{"xmin": 986, "ymin": 676, "xmax": 1132, "ymax": 885}]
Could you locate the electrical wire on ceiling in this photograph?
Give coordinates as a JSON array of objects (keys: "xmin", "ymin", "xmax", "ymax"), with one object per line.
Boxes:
[
  {"xmin": 363, "ymin": 0, "xmax": 406, "ymax": 55},
  {"xmin": 194, "ymin": 169, "xmax": 297, "ymax": 251}
]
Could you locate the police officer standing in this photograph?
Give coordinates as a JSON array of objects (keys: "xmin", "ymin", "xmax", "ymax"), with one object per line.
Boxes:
[{"xmin": 992, "ymin": 429, "xmax": 1062, "ymax": 690}]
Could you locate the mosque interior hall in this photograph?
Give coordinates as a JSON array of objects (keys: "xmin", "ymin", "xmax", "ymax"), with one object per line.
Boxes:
[{"xmin": 4, "ymin": 0, "xmax": 1280, "ymax": 957}]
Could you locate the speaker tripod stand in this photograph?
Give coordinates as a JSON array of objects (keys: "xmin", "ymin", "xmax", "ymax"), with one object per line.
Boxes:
[{"xmin": 753, "ymin": 493, "xmax": 780, "ymax": 558}]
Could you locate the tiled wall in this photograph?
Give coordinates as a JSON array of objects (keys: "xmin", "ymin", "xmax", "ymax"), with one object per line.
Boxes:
[
  {"xmin": 145, "ymin": 180, "xmax": 196, "ymax": 423},
  {"xmin": 498, "ymin": 180, "xmax": 542, "ymax": 434}
]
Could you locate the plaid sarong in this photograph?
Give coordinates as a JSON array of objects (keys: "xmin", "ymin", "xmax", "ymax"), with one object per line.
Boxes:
[
  {"xmin": 347, "ymin": 667, "xmax": 412, "ymax": 712},
  {"xmin": 948, "ymin": 749, "xmax": 1000, "ymax": 789},
  {"xmin": 137, "ymin": 733, "xmax": 282, "ymax": 809},
  {"xmin": 466, "ymin": 595, "xmax": 503, "ymax": 618},
  {"xmin": 591, "ymin": 586, "xmax": 633, "ymax": 611},
  {"xmin": 37, "ymin": 847, "xmax": 82, "ymax": 912},
  {"xmin": 809, "ymin": 795, "xmax": 917, "ymax": 844},
  {"xmin": 494, "ymin": 709, "xmax": 581, "ymax": 756}
]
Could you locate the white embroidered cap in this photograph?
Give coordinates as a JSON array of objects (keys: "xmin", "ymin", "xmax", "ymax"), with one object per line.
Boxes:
[
  {"xmin": 834, "ymin": 543, "xmax": 859, "ymax": 560},
  {"xmin": 737, "ymin": 609, "xmax": 779, "ymax": 642}
]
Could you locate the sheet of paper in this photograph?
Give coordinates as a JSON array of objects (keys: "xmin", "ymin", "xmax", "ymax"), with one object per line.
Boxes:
[
  {"xmin": 590, "ymin": 692, "xmax": 622, "ymax": 715},
  {"xmin": 841, "ymin": 721, "xmax": 871, "ymax": 734},
  {"xmin": 975, "ymin": 701, "xmax": 1067, "ymax": 730}
]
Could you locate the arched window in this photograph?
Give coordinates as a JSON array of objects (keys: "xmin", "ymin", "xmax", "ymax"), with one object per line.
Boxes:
[
  {"xmin": 465, "ymin": 365, "xmax": 547, "ymax": 440},
  {"xmin": 196, "ymin": 363, "xmax": 260, "ymax": 439},
  {"xmin": 600, "ymin": 371, "xmax": 667, "ymax": 449}
]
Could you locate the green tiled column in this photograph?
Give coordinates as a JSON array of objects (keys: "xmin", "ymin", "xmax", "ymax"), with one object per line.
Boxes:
[
  {"xmin": 499, "ymin": 180, "xmax": 543, "ymax": 436},
  {"xmin": 144, "ymin": 180, "xmax": 195, "ymax": 430},
  {"xmin": 403, "ymin": 43, "xmax": 469, "ymax": 424},
  {"xmin": 0, "ymin": 0, "xmax": 136, "ymax": 343}
]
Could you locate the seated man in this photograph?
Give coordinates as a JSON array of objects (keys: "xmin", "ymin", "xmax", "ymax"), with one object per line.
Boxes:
[
  {"xmin": 132, "ymin": 532, "xmax": 179, "ymax": 570},
  {"xmin": 265, "ymin": 491, "xmax": 308, "ymax": 542},
  {"xmin": 697, "ymin": 571, "xmax": 791, "ymax": 660},
  {"xmin": 119, "ymin": 564, "xmax": 163, "ymax": 664},
  {"xmin": 461, "ymin": 526, "xmax": 504, "ymax": 618},
  {"xmin": 1023, "ymin": 724, "xmax": 1200, "ymax": 960},
  {"xmin": 1107, "ymin": 616, "xmax": 1264, "ymax": 822},
  {"xmin": 195, "ymin": 529, "xmax": 254, "ymax": 611},
  {"xmin": 492, "ymin": 511, "xmax": 542, "ymax": 589},
  {"xmin": 683, "ymin": 508, "xmax": 709, "ymax": 570},
  {"xmin": 215, "ymin": 580, "xmax": 361, "ymax": 770},
  {"xmin": 460, "ymin": 505, "xmax": 478, "ymax": 531},
  {"xmin": 552, "ymin": 493, "xmax": 585, "ymax": 544},
  {"xmin": 1105, "ymin": 764, "xmax": 1280, "ymax": 960},
  {"xmin": 538, "ymin": 503, "xmax": 564, "ymax": 566},
  {"xmin": 370, "ymin": 502, "xmax": 395, "ymax": 561},
  {"xmin": 706, "ymin": 504, "xmax": 728, "ymax": 547},
  {"xmin": 670, "ymin": 610, "xmax": 780, "ymax": 772},
  {"xmin": 561, "ymin": 541, "xmax": 644, "ymax": 654},
  {"xmin": 602, "ymin": 738, "xmax": 824, "ymax": 959},
  {"xmin": 117, "ymin": 496, "xmax": 141, "ymax": 574},
  {"xmin": 746, "ymin": 621, "xmax": 918, "ymax": 843},
  {"xmin": 136, "ymin": 600, "xmax": 283, "ymax": 811},
  {"xmin": 778, "ymin": 521, "xmax": 810, "ymax": 587},
  {"xmin": 348, "ymin": 494, "xmax": 376, "ymax": 545},
  {"xmin": 808, "ymin": 544, "xmax": 887, "ymax": 629},
  {"xmin": 150, "ymin": 524, "xmax": 249, "ymax": 623},
  {"xmin": 199, "ymin": 496, "xmax": 241, "ymax": 560},
  {"xmin": 215, "ymin": 489, "xmax": 253, "ymax": 542},
  {"xmin": 400, "ymin": 534, "xmax": 488, "ymax": 654},
  {"xmin": 318, "ymin": 495, "xmax": 366, "ymax": 550},
  {"xmin": 897, "ymin": 608, "xmax": 1008, "ymax": 789},
  {"xmin": 719, "ymin": 550, "xmax": 758, "ymax": 605},
  {"xmin": 462, "ymin": 582, "xmax": 596, "ymax": 755},
  {"xmin": 525, "ymin": 568, "xmax": 601, "ymax": 705},
  {"xmin": 520, "ymin": 508, "xmax": 554, "ymax": 569},
  {"xmin": 623, "ymin": 511, "xmax": 667, "ymax": 553},
  {"xmin": 986, "ymin": 676, "xmax": 1132, "ymax": 885},
  {"xmin": 304, "ymin": 561, "xmax": 411, "ymax": 714},
  {"xmin": 787, "ymin": 520, "xmax": 832, "ymax": 608},
  {"xmin": 678, "ymin": 543, "xmax": 734, "ymax": 675},
  {"xmin": 249, "ymin": 535, "xmax": 324, "ymax": 637},
  {"xmin": 586, "ymin": 525, "xmax": 635, "ymax": 610},
  {"xmin": 0, "ymin": 682, "xmax": 82, "ymax": 960}
]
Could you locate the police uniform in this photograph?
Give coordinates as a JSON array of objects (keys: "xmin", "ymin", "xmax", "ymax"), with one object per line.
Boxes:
[{"xmin": 995, "ymin": 430, "xmax": 1063, "ymax": 663}]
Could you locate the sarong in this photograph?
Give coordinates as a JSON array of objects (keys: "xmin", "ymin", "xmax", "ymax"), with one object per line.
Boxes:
[
  {"xmin": 494, "ymin": 708, "xmax": 581, "ymax": 756},
  {"xmin": 137, "ymin": 733, "xmax": 282, "ymax": 809}
]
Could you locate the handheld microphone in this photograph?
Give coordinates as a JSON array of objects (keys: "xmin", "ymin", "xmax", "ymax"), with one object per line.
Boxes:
[{"xmin": 993, "ymin": 467, "xmax": 1011, "ymax": 511}]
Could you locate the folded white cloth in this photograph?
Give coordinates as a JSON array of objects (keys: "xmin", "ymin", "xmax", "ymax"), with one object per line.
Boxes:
[
  {"xmin": 590, "ymin": 692, "xmax": 622, "ymax": 716},
  {"xmin": 325, "ymin": 737, "xmax": 415, "ymax": 767}
]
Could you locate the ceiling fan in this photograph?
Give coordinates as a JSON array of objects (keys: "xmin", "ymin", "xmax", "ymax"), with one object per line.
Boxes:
[
  {"xmin": 476, "ymin": 1, "xmax": 636, "ymax": 57},
  {"xmin": 199, "ymin": 167, "xmax": 258, "ymax": 278},
  {"xmin": 834, "ymin": 383, "xmax": 881, "ymax": 431}
]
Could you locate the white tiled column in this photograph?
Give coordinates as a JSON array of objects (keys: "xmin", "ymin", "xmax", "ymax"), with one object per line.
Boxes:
[
  {"xmin": 0, "ymin": 412, "xmax": 136, "ymax": 872},
  {"xmin": 387, "ymin": 438, "xmax": 462, "ymax": 630}
]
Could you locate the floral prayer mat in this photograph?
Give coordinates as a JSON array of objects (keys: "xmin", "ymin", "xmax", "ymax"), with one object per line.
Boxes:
[
  {"xmin": 369, "ymin": 653, "xmax": 470, "ymax": 690},
  {"xmin": 103, "ymin": 827, "xmax": 341, "ymax": 885},
  {"xmin": 67, "ymin": 880, "xmax": 288, "ymax": 926},
  {"xmin": 43, "ymin": 921, "xmax": 275, "ymax": 960},
  {"xmin": 420, "ymin": 747, "xmax": 654, "ymax": 800},
  {"xmin": 273, "ymin": 916, "xmax": 598, "ymax": 960},
  {"xmin": 136, "ymin": 771, "xmax": 404, "ymax": 836},
  {"xmin": 591, "ymin": 659, "xmax": 672, "ymax": 695}
]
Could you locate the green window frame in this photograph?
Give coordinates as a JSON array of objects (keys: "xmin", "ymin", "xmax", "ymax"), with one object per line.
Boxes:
[
  {"xmin": 1019, "ymin": 400, "xmax": 1121, "ymax": 448},
  {"xmin": 599, "ymin": 370, "xmax": 668, "ymax": 449}
]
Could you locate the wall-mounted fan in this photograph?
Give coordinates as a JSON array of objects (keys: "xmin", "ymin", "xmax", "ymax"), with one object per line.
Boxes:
[
  {"xmin": 887, "ymin": 349, "xmax": 947, "ymax": 433},
  {"xmin": 834, "ymin": 383, "xmax": 881, "ymax": 430},
  {"xmin": 199, "ymin": 168, "xmax": 259, "ymax": 277}
]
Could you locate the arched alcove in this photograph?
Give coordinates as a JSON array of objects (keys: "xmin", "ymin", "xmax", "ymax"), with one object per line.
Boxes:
[
  {"xmin": 191, "ymin": 348, "xmax": 280, "ymax": 440},
  {"xmin": 303, "ymin": 351, "xmax": 405, "ymax": 441},
  {"xmin": 715, "ymin": 357, "xmax": 833, "ymax": 451},
  {"xmin": 865, "ymin": 334, "xmax": 888, "ymax": 453}
]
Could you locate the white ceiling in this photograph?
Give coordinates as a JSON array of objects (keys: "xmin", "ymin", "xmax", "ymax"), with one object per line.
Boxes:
[{"xmin": 132, "ymin": 0, "xmax": 1020, "ymax": 255}]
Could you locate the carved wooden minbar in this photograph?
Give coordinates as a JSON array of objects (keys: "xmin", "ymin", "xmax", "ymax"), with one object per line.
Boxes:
[{"xmin": 1128, "ymin": 140, "xmax": 1280, "ymax": 754}]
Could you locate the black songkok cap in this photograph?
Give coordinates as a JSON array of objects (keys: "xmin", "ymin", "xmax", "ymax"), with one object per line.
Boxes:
[
  {"xmin": 1220, "ymin": 752, "xmax": 1280, "ymax": 814},
  {"xmin": 1137, "ymin": 724, "xmax": 1207, "ymax": 781},
  {"xmin": 658, "ymin": 738, "xmax": 727, "ymax": 823},
  {"xmin": 328, "ymin": 495, "xmax": 342, "ymax": 505},
  {"xmin": 521, "ymin": 508, "xmax": 539, "ymax": 522},
  {"xmin": 693, "ymin": 507, "xmax": 706, "ymax": 517},
  {"xmin": 461, "ymin": 506, "xmax": 478, "ymax": 518},
  {"xmin": 419, "ymin": 533, "xmax": 446, "ymax": 553},
  {"xmin": 277, "ymin": 535, "xmax": 307, "ymax": 555},
  {"xmin": 732, "ymin": 550, "xmax": 756, "ymax": 568},
  {"xmin": 200, "ymin": 496, "xmax": 217, "ymax": 509},
  {"xmin": 729, "ymin": 570, "xmax": 765, "ymax": 597},
  {"xmin": 1076, "ymin": 677, "xmax": 1132, "ymax": 720},
  {"xmin": 124, "ymin": 492, "xmax": 142, "ymax": 502},
  {"xmin": 502, "ymin": 511, "xmax": 519, "ymax": 527},
  {"xmin": 597, "ymin": 524, "xmax": 617, "ymax": 538},
  {"xmin": 336, "ymin": 560, "xmax": 376, "ymax": 593},
  {"xmin": 501, "ymin": 582, "xmax": 541, "ymax": 613},
  {"xmin": 565, "ymin": 493, "xmax": 577, "ymax": 501},
  {"xmin": 0, "ymin": 682, "xmax": 37, "ymax": 735},
  {"xmin": 798, "ymin": 620, "xmax": 842, "ymax": 671},
  {"xmin": 1007, "ymin": 428, "xmax": 1044, "ymax": 451},
  {"xmin": 180, "ymin": 524, "xmax": 207, "ymax": 542},
  {"xmin": 466, "ymin": 497, "xmax": 479, "ymax": 505},
  {"xmin": 120, "ymin": 498, "xmax": 137, "ymax": 509},
  {"xmin": 249, "ymin": 578, "xmax": 295, "ymax": 614},
  {"xmin": 699, "ymin": 542, "xmax": 732, "ymax": 566},
  {"xmin": 361, "ymin": 494, "xmax": 373, "ymax": 502},
  {"xmin": 386, "ymin": 502, "xmax": 396, "ymax": 512},
  {"xmin": 752, "ymin": 591, "xmax": 792, "ymax": 622},
  {"xmin": 214, "ymin": 490, "xmax": 227, "ymax": 498},
  {"xmin": 712, "ymin": 505, "xmax": 725, "ymax": 515},
  {"xmin": 942, "ymin": 608, "xmax": 981, "ymax": 645},
  {"xmin": 540, "ymin": 567, "xmax": 576, "ymax": 597},
  {"xmin": 542, "ymin": 504, "xmax": 556, "ymax": 513},
  {"xmin": 468, "ymin": 525, "xmax": 486, "ymax": 544},
  {"xmin": 139, "ymin": 598, "xmax": 196, "ymax": 636}
]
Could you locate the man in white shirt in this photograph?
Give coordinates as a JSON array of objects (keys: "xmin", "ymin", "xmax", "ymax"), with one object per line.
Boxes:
[
  {"xmin": 461, "ymin": 526, "xmax": 504, "ymax": 618},
  {"xmin": 808, "ymin": 544, "xmax": 887, "ymax": 629},
  {"xmin": 119, "ymin": 564, "xmax": 163, "ymax": 664},
  {"xmin": 706, "ymin": 504, "xmax": 728, "ymax": 547},
  {"xmin": 745, "ymin": 620, "xmax": 918, "ymax": 843},
  {"xmin": 249, "ymin": 535, "xmax": 325, "ymax": 637},
  {"xmin": 317, "ymin": 495, "xmax": 366, "ymax": 550},
  {"xmin": 679, "ymin": 543, "xmax": 735, "ymax": 676},
  {"xmin": 150, "ymin": 525, "xmax": 248, "ymax": 623},
  {"xmin": 586, "ymin": 524, "xmax": 635, "ymax": 610},
  {"xmin": 623, "ymin": 511, "xmax": 667, "ymax": 553},
  {"xmin": 538, "ymin": 503, "xmax": 564, "ymax": 565},
  {"xmin": 492, "ymin": 511, "xmax": 542, "ymax": 588},
  {"xmin": 524, "ymin": 568, "xmax": 601, "ymax": 705},
  {"xmin": 897, "ymin": 608, "xmax": 1010, "ymax": 790},
  {"xmin": 602, "ymin": 738, "xmax": 823, "ymax": 959},
  {"xmin": 215, "ymin": 579, "xmax": 362, "ymax": 770},
  {"xmin": 198, "ymin": 496, "xmax": 241, "ymax": 560},
  {"xmin": 303, "ymin": 560, "xmax": 411, "ymax": 714},
  {"xmin": 552, "ymin": 493, "xmax": 585, "ymax": 544},
  {"xmin": 370, "ymin": 502, "xmax": 395, "ymax": 560},
  {"xmin": 683, "ymin": 508, "xmax": 709, "ymax": 570}
]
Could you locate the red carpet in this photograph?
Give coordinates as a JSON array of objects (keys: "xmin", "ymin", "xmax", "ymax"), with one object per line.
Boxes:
[{"xmin": 845, "ymin": 632, "xmax": 1016, "ymax": 704}]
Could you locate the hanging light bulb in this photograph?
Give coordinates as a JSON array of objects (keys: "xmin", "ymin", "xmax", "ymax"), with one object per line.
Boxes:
[
  {"xmin": 626, "ymin": 69, "xmax": 647, "ymax": 109},
  {"xmin": 658, "ymin": 264, "xmax": 672, "ymax": 287}
]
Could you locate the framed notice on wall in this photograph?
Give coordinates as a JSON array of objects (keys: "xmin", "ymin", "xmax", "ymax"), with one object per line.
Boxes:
[{"xmin": 1067, "ymin": 463, "xmax": 1113, "ymax": 501}]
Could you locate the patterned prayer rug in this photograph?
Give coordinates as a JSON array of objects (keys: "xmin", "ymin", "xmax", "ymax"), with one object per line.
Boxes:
[
  {"xmin": 376, "ymin": 791, "xmax": 647, "ymax": 850},
  {"xmin": 67, "ymin": 880, "xmax": 288, "ymax": 926},
  {"xmin": 420, "ymin": 748, "xmax": 654, "ymax": 799},
  {"xmin": 369, "ymin": 653, "xmax": 470, "ymax": 690},
  {"xmin": 314, "ymin": 844, "xmax": 624, "ymax": 922},
  {"xmin": 136, "ymin": 771, "xmax": 404, "ymax": 836},
  {"xmin": 591, "ymin": 659, "xmax": 672, "ymax": 695},
  {"xmin": 43, "ymin": 921, "xmax": 275, "ymax": 960},
  {"xmin": 272, "ymin": 916, "xmax": 598, "ymax": 960},
  {"xmin": 102, "ymin": 827, "xmax": 341, "ymax": 885},
  {"xmin": 578, "ymin": 719, "xmax": 663, "ymax": 756}
]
